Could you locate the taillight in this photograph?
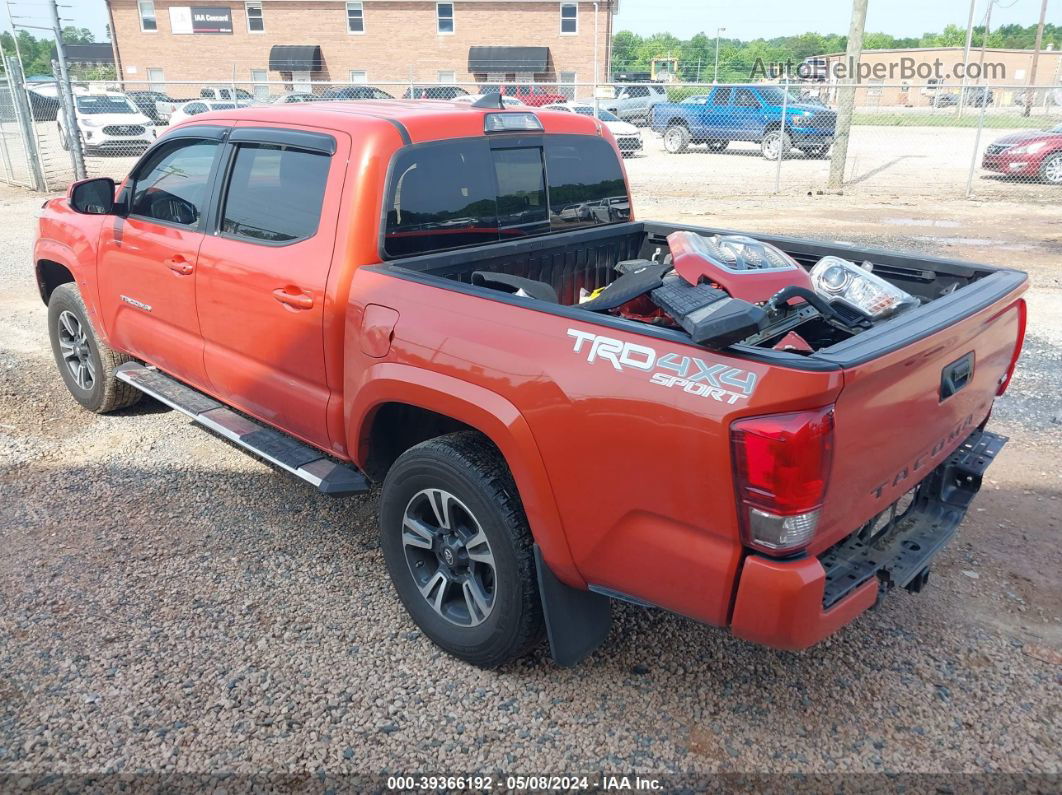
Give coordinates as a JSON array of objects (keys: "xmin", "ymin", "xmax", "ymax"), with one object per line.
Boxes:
[
  {"xmin": 730, "ymin": 405, "xmax": 835, "ymax": 556},
  {"xmin": 997, "ymin": 298, "xmax": 1026, "ymax": 396}
]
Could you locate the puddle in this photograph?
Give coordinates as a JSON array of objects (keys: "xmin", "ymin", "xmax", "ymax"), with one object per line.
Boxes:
[{"xmin": 883, "ymin": 217, "xmax": 962, "ymax": 228}]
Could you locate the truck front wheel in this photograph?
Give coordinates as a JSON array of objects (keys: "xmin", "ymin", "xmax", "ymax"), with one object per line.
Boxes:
[
  {"xmin": 761, "ymin": 130, "xmax": 792, "ymax": 160},
  {"xmin": 663, "ymin": 124, "xmax": 690, "ymax": 154},
  {"xmin": 47, "ymin": 283, "xmax": 141, "ymax": 413},
  {"xmin": 379, "ymin": 432, "xmax": 544, "ymax": 668}
]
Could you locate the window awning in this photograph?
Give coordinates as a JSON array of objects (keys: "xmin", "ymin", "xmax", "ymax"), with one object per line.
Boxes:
[
  {"xmin": 468, "ymin": 46, "xmax": 550, "ymax": 73},
  {"xmin": 268, "ymin": 45, "xmax": 324, "ymax": 72}
]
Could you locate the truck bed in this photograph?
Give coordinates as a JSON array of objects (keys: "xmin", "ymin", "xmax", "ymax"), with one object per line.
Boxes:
[{"xmin": 377, "ymin": 220, "xmax": 1025, "ymax": 371}]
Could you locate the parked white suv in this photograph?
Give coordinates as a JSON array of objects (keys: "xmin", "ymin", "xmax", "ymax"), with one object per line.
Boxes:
[{"xmin": 59, "ymin": 93, "xmax": 156, "ymax": 155}]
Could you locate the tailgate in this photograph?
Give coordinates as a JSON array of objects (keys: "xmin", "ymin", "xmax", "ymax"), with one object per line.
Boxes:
[{"xmin": 810, "ymin": 271, "xmax": 1026, "ymax": 553}]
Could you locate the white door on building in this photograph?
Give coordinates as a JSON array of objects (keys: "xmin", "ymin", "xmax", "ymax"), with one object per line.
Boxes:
[
  {"xmin": 559, "ymin": 71, "xmax": 576, "ymax": 100},
  {"xmin": 147, "ymin": 67, "xmax": 165, "ymax": 93},
  {"xmin": 251, "ymin": 68, "xmax": 268, "ymax": 101},
  {"xmin": 292, "ymin": 70, "xmax": 312, "ymax": 92}
]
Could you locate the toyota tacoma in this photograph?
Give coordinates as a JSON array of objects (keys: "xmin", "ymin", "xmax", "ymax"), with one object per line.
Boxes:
[{"xmin": 34, "ymin": 96, "xmax": 1026, "ymax": 668}]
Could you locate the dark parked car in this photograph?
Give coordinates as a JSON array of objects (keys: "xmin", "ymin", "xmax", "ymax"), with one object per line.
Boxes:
[
  {"xmin": 932, "ymin": 87, "xmax": 994, "ymax": 108},
  {"xmin": 320, "ymin": 85, "xmax": 394, "ymax": 101},
  {"xmin": 127, "ymin": 90, "xmax": 177, "ymax": 124},
  {"xmin": 27, "ymin": 89, "xmax": 62, "ymax": 121},
  {"xmin": 401, "ymin": 85, "xmax": 469, "ymax": 100}
]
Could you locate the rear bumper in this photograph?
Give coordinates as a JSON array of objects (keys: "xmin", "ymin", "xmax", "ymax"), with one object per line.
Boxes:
[{"xmin": 730, "ymin": 428, "xmax": 1006, "ymax": 650}]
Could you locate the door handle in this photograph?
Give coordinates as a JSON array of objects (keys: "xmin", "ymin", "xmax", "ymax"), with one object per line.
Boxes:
[
  {"xmin": 165, "ymin": 256, "xmax": 193, "ymax": 275},
  {"xmin": 272, "ymin": 287, "xmax": 313, "ymax": 310}
]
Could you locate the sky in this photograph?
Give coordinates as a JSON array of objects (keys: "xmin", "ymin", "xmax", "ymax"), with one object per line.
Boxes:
[{"xmin": 7, "ymin": 0, "xmax": 1059, "ymax": 43}]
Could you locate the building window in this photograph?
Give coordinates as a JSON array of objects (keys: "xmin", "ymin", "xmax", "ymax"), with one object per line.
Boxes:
[
  {"xmin": 437, "ymin": 70, "xmax": 455, "ymax": 84},
  {"xmin": 350, "ymin": 70, "xmax": 367, "ymax": 83},
  {"xmin": 560, "ymin": 3, "xmax": 577, "ymax": 35},
  {"xmin": 138, "ymin": 0, "xmax": 157, "ymax": 32},
  {"xmin": 346, "ymin": 2, "xmax": 364, "ymax": 34},
  {"xmin": 436, "ymin": 3, "xmax": 454, "ymax": 34},
  {"xmin": 246, "ymin": 2, "xmax": 264, "ymax": 33}
]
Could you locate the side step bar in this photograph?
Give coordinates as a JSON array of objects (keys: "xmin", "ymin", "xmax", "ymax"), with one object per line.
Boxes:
[{"xmin": 115, "ymin": 362, "xmax": 370, "ymax": 497}]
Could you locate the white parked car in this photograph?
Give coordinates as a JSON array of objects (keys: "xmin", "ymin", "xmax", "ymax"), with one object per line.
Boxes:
[
  {"xmin": 58, "ymin": 93, "xmax": 156, "ymax": 155},
  {"xmin": 541, "ymin": 102, "xmax": 642, "ymax": 156},
  {"xmin": 452, "ymin": 93, "xmax": 526, "ymax": 107},
  {"xmin": 167, "ymin": 99, "xmax": 239, "ymax": 126}
]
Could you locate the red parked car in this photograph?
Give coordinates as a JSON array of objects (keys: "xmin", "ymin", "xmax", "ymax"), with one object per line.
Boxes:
[
  {"xmin": 487, "ymin": 83, "xmax": 568, "ymax": 107},
  {"xmin": 982, "ymin": 123, "xmax": 1062, "ymax": 184}
]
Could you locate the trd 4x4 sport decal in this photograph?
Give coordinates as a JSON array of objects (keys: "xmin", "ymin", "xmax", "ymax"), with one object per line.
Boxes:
[{"xmin": 567, "ymin": 328, "xmax": 757, "ymax": 404}]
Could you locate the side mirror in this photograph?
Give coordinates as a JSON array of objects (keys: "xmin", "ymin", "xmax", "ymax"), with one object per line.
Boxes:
[{"xmin": 69, "ymin": 177, "xmax": 117, "ymax": 215}]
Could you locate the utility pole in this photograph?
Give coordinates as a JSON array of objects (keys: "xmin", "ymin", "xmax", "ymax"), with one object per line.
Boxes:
[
  {"xmin": 957, "ymin": 0, "xmax": 977, "ymax": 119},
  {"xmin": 827, "ymin": 0, "xmax": 869, "ymax": 190},
  {"xmin": 1024, "ymin": 0, "xmax": 1049, "ymax": 117},
  {"xmin": 49, "ymin": 0, "xmax": 85, "ymax": 180},
  {"xmin": 714, "ymin": 27, "xmax": 725, "ymax": 83}
]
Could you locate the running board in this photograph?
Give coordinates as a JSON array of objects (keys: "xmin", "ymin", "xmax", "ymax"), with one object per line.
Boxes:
[{"xmin": 115, "ymin": 362, "xmax": 370, "ymax": 497}]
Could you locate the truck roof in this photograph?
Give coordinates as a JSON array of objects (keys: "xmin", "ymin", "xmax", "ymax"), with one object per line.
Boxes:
[{"xmin": 181, "ymin": 100, "xmax": 604, "ymax": 145}]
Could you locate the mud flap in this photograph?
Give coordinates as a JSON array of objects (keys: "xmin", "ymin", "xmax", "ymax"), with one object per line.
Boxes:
[{"xmin": 534, "ymin": 545, "xmax": 611, "ymax": 667}]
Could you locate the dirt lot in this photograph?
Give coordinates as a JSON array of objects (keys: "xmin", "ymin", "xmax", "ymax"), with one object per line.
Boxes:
[{"xmin": 0, "ymin": 143, "xmax": 1059, "ymax": 784}]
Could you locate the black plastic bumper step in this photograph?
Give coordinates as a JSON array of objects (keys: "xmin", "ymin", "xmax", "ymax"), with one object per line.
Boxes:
[
  {"xmin": 819, "ymin": 429, "xmax": 1007, "ymax": 608},
  {"xmin": 115, "ymin": 362, "xmax": 370, "ymax": 497}
]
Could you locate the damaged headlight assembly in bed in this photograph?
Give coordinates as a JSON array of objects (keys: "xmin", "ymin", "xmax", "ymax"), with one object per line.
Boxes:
[{"xmin": 810, "ymin": 256, "xmax": 920, "ymax": 320}]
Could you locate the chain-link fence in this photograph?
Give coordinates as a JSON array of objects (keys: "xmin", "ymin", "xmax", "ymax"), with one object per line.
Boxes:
[{"xmin": 4, "ymin": 74, "xmax": 1061, "ymax": 203}]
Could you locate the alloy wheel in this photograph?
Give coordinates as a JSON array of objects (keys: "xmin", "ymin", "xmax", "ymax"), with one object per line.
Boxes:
[
  {"xmin": 1044, "ymin": 154, "xmax": 1062, "ymax": 184},
  {"xmin": 57, "ymin": 310, "xmax": 95, "ymax": 391},
  {"xmin": 401, "ymin": 488, "xmax": 497, "ymax": 627}
]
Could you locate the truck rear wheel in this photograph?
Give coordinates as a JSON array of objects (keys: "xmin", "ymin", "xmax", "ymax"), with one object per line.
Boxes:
[
  {"xmin": 663, "ymin": 124, "xmax": 690, "ymax": 154},
  {"xmin": 47, "ymin": 283, "xmax": 142, "ymax": 413},
  {"xmin": 379, "ymin": 432, "xmax": 544, "ymax": 668}
]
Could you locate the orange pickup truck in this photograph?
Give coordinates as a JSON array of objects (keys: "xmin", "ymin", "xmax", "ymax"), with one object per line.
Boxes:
[{"xmin": 34, "ymin": 98, "xmax": 1026, "ymax": 668}]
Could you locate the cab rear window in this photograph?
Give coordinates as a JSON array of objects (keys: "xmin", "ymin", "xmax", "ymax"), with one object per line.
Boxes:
[{"xmin": 383, "ymin": 135, "xmax": 628, "ymax": 258}]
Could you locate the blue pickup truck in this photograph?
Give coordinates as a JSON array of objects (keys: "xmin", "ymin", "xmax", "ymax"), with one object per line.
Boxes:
[{"xmin": 650, "ymin": 84, "xmax": 836, "ymax": 159}]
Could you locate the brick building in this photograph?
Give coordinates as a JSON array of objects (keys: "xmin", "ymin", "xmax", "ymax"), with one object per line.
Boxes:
[{"xmin": 106, "ymin": 0, "xmax": 617, "ymax": 95}]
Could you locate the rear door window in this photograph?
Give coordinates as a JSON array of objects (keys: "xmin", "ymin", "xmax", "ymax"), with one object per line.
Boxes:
[
  {"xmin": 384, "ymin": 140, "xmax": 498, "ymax": 257},
  {"xmin": 220, "ymin": 143, "xmax": 331, "ymax": 243}
]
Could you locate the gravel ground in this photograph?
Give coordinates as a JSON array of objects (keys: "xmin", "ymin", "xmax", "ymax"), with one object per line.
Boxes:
[{"xmin": 0, "ymin": 173, "xmax": 1059, "ymax": 784}]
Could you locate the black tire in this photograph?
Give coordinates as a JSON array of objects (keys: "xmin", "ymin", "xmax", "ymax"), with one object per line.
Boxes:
[
  {"xmin": 58, "ymin": 124, "xmax": 69, "ymax": 151},
  {"xmin": 761, "ymin": 129, "xmax": 793, "ymax": 160},
  {"xmin": 1040, "ymin": 152, "xmax": 1062, "ymax": 185},
  {"xmin": 706, "ymin": 139, "xmax": 729, "ymax": 152},
  {"xmin": 379, "ymin": 432, "xmax": 544, "ymax": 668},
  {"xmin": 663, "ymin": 123, "xmax": 690, "ymax": 154},
  {"xmin": 47, "ymin": 283, "xmax": 141, "ymax": 413}
]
